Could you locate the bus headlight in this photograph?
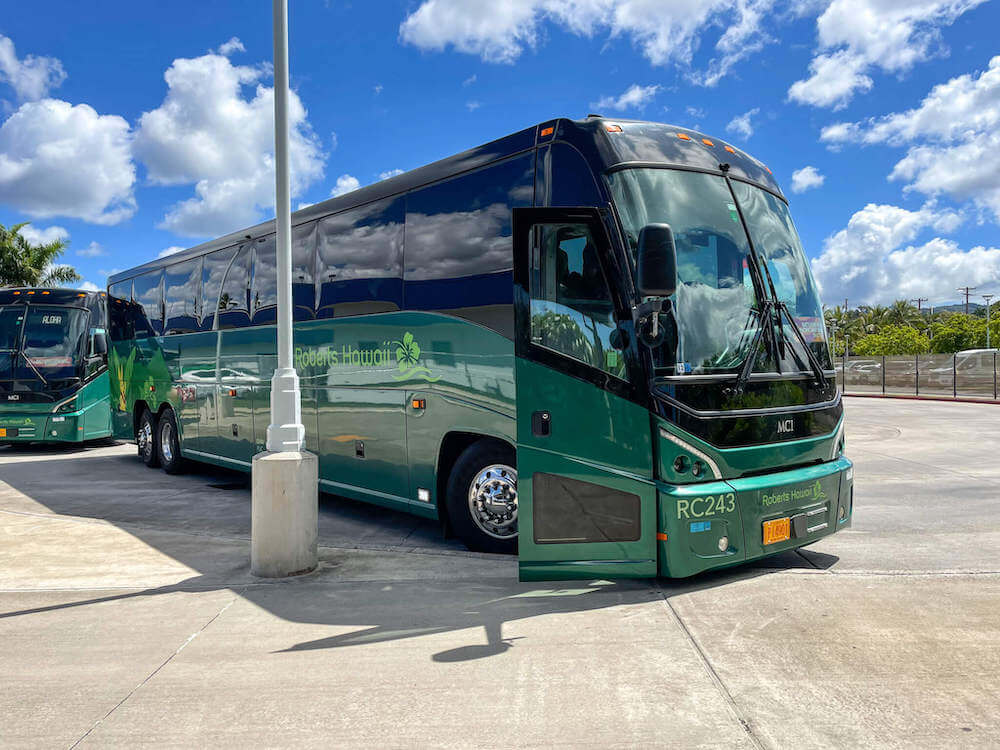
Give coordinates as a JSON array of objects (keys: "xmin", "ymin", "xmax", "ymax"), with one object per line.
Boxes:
[{"xmin": 55, "ymin": 398, "xmax": 76, "ymax": 413}]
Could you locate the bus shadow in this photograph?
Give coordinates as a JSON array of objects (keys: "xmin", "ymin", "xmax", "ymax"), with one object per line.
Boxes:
[{"xmin": 0, "ymin": 448, "xmax": 839, "ymax": 663}]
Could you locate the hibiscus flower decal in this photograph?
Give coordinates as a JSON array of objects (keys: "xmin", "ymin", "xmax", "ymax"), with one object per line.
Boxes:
[
  {"xmin": 392, "ymin": 331, "xmax": 440, "ymax": 382},
  {"xmin": 396, "ymin": 331, "xmax": 420, "ymax": 371}
]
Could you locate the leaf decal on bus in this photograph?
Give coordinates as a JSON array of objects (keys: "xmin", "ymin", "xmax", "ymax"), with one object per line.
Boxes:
[{"xmin": 392, "ymin": 331, "xmax": 440, "ymax": 382}]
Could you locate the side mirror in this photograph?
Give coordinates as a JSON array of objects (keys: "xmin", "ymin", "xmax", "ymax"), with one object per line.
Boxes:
[
  {"xmin": 91, "ymin": 332, "xmax": 108, "ymax": 356},
  {"xmin": 637, "ymin": 223, "xmax": 678, "ymax": 298}
]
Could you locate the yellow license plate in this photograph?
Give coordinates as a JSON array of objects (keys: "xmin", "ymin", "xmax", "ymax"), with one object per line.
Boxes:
[
  {"xmin": 0, "ymin": 428, "xmax": 6, "ymax": 437},
  {"xmin": 763, "ymin": 517, "xmax": 790, "ymax": 545}
]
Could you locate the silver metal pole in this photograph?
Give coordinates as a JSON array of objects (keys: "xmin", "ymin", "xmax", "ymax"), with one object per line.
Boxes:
[
  {"xmin": 266, "ymin": 0, "xmax": 304, "ymax": 453},
  {"xmin": 984, "ymin": 294, "xmax": 994, "ymax": 350}
]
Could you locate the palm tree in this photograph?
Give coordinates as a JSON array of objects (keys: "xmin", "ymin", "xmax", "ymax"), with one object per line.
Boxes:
[
  {"xmin": 886, "ymin": 299, "xmax": 922, "ymax": 327},
  {"xmin": 0, "ymin": 223, "xmax": 80, "ymax": 288},
  {"xmin": 857, "ymin": 304, "xmax": 889, "ymax": 335}
]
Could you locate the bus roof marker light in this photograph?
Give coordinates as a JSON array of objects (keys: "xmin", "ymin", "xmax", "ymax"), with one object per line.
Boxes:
[
  {"xmin": 540, "ymin": 126, "xmax": 554, "ymax": 137},
  {"xmin": 605, "ymin": 124, "xmax": 622, "ymax": 133},
  {"xmin": 677, "ymin": 133, "xmax": 691, "ymax": 140},
  {"xmin": 701, "ymin": 138, "xmax": 714, "ymax": 146},
  {"xmin": 724, "ymin": 145, "xmax": 736, "ymax": 154}
]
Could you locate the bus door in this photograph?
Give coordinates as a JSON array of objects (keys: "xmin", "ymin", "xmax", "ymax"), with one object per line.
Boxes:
[{"xmin": 512, "ymin": 207, "xmax": 657, "ymax": 581}]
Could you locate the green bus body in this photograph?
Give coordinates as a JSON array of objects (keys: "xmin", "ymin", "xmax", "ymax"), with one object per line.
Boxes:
[
  {"xmin": 0, "ymin": 289, "xmax": 113, "ymax": 445},
  {"xmin": 108, "ymin": 117, "xmax": 852, "ymax": 581}
]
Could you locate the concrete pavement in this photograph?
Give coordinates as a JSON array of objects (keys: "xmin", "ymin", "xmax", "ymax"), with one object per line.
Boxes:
[{"xmin": 1, "ymin": 397, "xmax": 998, "ymax": 748}]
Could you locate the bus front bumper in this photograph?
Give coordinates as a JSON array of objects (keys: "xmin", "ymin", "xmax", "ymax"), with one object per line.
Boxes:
[
  {"xmin": 0, "ymin": 410, "xmax": 87, "ymax": 443},
  {"xmin": 657, "ymin": 457, "xmax": 853, "ymax": 578}
]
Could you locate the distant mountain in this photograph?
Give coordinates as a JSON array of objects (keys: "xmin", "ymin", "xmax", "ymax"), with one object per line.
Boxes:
[{"xmin": 928, "ymin": 302, "xmax": 984, "ymax": 315}]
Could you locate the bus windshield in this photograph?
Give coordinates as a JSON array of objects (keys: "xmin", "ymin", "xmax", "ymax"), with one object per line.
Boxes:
[
  {"xmin": 608, "ymin": 168, "xmax": 831, "ymax": 377},
  {"xmin": 0, "ymin": 306, "xmax": 24, "ymax": 351}
]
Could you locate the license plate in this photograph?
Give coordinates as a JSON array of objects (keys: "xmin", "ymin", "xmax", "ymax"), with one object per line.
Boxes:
[
  {"xmin": 763, "ymin": 517, "xmax": 791, "ymax": 545},
  {"xmin": 0, "ymin": 428, "xmax": 5, "ymax": 437}
]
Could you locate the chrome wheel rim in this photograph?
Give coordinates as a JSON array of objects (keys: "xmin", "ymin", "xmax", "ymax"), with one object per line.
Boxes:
[
  {"xmin": 138, "ymin": 419, "xmax": 152, "ymax": 458},
  {"xmin": 468, "ymin": 464, "xmax": 517, "ymax": 540},
  {"xmin": 160, "ymin": 420, "xmax": 173, "ymax": 464}
]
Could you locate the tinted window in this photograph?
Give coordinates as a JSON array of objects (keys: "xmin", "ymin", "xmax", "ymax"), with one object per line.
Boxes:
[
  {"xmin": 108, "ymin": 280, "xmax": 132, "ymax": 340},
  {"xmin": 535, "ymin": 142, "xmax": 602, "ymax": 207},
  {"xmin": 201, "ymin": 246, "xmax": 236, "ymax": 331},
  {"xmin": 218, "ymin": 245, "xmax": 251, "ymax": 329},
  {"xmin": 404, "ymin": 154, "xmax": 532, "ymax": 311},
  {"xmin": 132, "ymin": 270, "xmax": 163, "ymax": 337},
  {"xmin": 86, "ymin": 294, "xmax": 107, "ymax": 329},
  {"xmin": 164, "ymin": 258, "xmax": 202, "ymax": 335},
  {"xmin": 529, "ymin": 222, "xmax": 625, "ymax": 379},
  {"xmin": 292, "ymin": 221, "xmax": 317, "ymax": 320},
  {"xmin": 251, "ymin": 235, "xmax": 277, "ymax": 326},
  {"xmin": 316, "ymin": 197, "xmax": 404, "ymax": 318}
]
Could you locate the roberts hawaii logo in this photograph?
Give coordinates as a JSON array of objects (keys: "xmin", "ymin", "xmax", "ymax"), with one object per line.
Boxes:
[
  {"xmin": 761, "ymin": 479, "xmax": 827, "ymax": 507},
  {"xmin": 295, "ymin": 331, "xmax": 441, "ymax": 383}
]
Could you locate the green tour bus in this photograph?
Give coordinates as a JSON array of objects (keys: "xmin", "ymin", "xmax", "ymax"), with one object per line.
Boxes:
[
  {"xmin": 0, "ymin": 288, "xmax": 113, "ymax": 445},
  {"xmin": 107, "ymin": 116, "xmax": 852, "ymax": 581}
]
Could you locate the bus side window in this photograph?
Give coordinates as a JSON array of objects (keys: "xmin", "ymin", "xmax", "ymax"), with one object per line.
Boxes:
[
  {"xmin": 316, "ymin": 197, "xmax": 404, "ymax": 319},
  {"xmin": 251, "ymin": 235, "xmax": 277, "ymax": 326},
  {"xmin": 292, "ymin": 221, "xmax": 317, "ymax": 320},
  {"xmin": 201, "ymin": 246, "xmax": 236, "ymax": 331},
  {"xmin": 108, "ymin": 280, "xmax": 133, "ymax": 340},
  {"xmin": 164, "ymin": 257, "xmax": 202, "ymax": 335},
  {"xmin": 529, "ymin": 223, "xmax": 625, "ymax": 379},
  {"xmin": 132, "ymin": 270, "xmax": 164, "ymax": 338},
  {"xmin": 217, "ymin": 245, "xmax": 252, "ymax": 330}
]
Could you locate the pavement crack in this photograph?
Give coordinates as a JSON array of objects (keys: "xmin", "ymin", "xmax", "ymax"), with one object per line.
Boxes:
[
  {"xmin": 67, "ymin": 590, "xmax": 242, "ymax": 749},
  {"xmin": 655, "ymin": 581, "xmax": 767, "ymax": 750}
]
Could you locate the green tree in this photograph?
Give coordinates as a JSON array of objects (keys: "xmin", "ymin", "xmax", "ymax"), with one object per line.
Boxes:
[
  {"xmin": 930, "ymin": 313, "xmax": 986, "ymax": 353},
  {"xmin": 0, "ymin": 223, "xmax": 80, "ymax": 288},
  {"xmin": 885, "ymin": 299, "xmax": 922, "ymax": 327},
  {"xmin": 856, "ymin": 304, "xmax": 889, "ymax": 335},
  {"xmin": 853, "ymin": 324, "xmax": 931, "ymax": 356}
]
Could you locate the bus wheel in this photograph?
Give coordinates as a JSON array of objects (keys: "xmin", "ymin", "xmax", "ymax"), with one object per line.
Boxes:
[
  {"xmin": 156, "ymin": 409, "xmax": 186, "ymax": 475},
  {"xmin": 446, "ymin": 441, "xmax": 517, "ymax": 555},
  {"xmin": 137, "ymin": 408, "xmax": 160, "ymax": 468}
]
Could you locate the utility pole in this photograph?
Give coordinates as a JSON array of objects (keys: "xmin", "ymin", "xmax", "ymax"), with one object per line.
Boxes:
[
  {"xmin": 911, "ymin": 297, "xmax": 927, "ymax": 313},
  {"xmin": 985, "ymin": 294, "xmax": 995, "ymax": 350},
  {"xmin": 957, "ymin": 286, "xmax": 977, "ymax": 315},
  {"xmin": 251, "ymin": 0, "xmax": 318, "ymax": 578}
]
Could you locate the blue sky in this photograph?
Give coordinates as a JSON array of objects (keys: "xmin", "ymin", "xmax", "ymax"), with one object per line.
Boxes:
[{"xmin": 1, "ymin": 0, "xmax": 999, "ymax": 309}]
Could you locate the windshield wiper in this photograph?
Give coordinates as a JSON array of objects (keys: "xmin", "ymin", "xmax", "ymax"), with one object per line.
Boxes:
[
  {"xmin": 17, "ymin": 350, "xmax": 49, "ymax": 386},
  {"xmin": 775, "ymin": 302, "xmax": 827, "ymax": 386},
  {"xmin": 726, "ymin": 302, "xmax": 780, "ymax": 396}
]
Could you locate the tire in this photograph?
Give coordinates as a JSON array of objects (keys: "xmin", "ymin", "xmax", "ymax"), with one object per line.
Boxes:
[
  {"xmin": 446, "ymin": 441, "xmax": 518, "ymax": 554},
  {"xmin": 156, "ymin": 408, "xmax": 186, "ymax": 474},
  {"xmin": 137, "ymin": 408, "xmax": 160, "ymax": 468}
]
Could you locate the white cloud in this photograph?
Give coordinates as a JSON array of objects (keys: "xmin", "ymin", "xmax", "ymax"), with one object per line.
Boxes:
[
  {"xmin": 788, "ymin": 0, "xmax": 987, "ymax": 109},
  {"xmin": 378, "ymin": 169, "xmax": 404, "ymax": 180},
  {"xmin": 686, "ymin": 105, "xmax": 706, "ymax": 120},
  {"xmin": 811, "ymin": 201, "xmax": 970, "ymax": 305},
  {"xmin": 331, "ymin": 174, "xmax": 360, "ymax": 197},
  {"xmin": 466, "ymin": 100, "xmax": 482, "ymax": 111},
  {"xmin": 77, "ymin": 281, "xmax": 99, "ymax": 292},
  {"xmin": 214, "ymin": 37, "xmax": 245, "ymax": 56},
  {"xmin": 17, "ymin": 224, "xmax": 69, "ymax": 245},
  {"xmin": 0, "ymin": 34, "xmax": 66, "ymax": 101},
  {"xmin": 373, "ymin": 84, "xmax": 383, "ymax": 95},
  {"xmin": 158, "ymin": 246, "xmax": 186, "ymax": 258},
  {"xmin": 134, "ymin": 49, "xmax": 325, "ymax": 237},
  {"xmin": 725, "ymin": 107, "xmax": 759, "ymax": 139},
  {"xmin": 330, "ymin": 131, "xmax": 338, "ymax": 151},
  {"xmin": 820, "ymin": 56, "xmax": 1000, "ymax": 221},
  {"xmin": 463, "ymin": 74, "xmax": 477, "ymax": 86},
  {"xmin": 78, "ymin": 241, "xmax": 105, "ymax": 258},
  {"xmin": 0, "ymin": 99, "xmax": 136, "ymax": 224},
  {"xmin": 592, "ymin": 83, "xmax": 661, "ymax": 112},
  {"xmin": 399, "ymin": 0, "xmax": 775, "ymax": 85},
  {"xmin": 790, "ymin": 165, "xmax": 825, "ymax": 193}
]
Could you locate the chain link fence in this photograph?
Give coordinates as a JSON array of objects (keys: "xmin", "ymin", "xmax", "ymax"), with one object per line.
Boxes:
[{"xmin": 835, "ymin": 352, "xmax": 999, "ymax": 400}]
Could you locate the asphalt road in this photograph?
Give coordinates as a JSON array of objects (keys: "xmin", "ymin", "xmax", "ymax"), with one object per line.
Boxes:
[{"xmin": 1, "ymin": 396, "xmax": 998, "ymax": 748}]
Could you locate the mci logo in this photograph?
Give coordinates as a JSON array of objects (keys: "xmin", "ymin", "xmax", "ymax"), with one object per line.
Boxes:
[{"xmin": 777, "ymin": 418, "xmax": 795, "ymax": 435}]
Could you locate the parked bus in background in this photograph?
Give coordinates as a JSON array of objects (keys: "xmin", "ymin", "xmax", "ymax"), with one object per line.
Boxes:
[
  {"xmin": 0, "ymin": 288, "xmax": 112, "ymax": 445},
  {"xmin": 107, "ymin": 117, "xmax": 852, "ymax": 580}
]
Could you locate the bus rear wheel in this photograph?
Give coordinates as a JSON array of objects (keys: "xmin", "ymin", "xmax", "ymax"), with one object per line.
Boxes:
[
  {"xmin": 156, "ymin": 408, "xmax": 186, "ymax": 475},
  {"xmin": 137, "ymin": 408, "xmax": 159, "ymax": 468},
  {"xmin": 446, "ymin": 441, "xmax": 517, "ymax": 555}
]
